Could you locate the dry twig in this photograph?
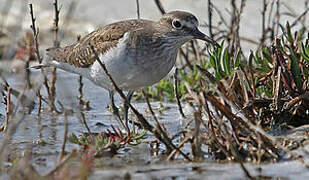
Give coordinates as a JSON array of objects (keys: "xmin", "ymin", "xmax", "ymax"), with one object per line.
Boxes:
[
  {"xmin": 174, "ymin": 68, "xmax": 186, "ymax": 118},
  {"xmin": 58, "ymin": 110, "xmax": 69, "ymax": 162},
  {"xmin": 136, "ymin": 0, "xmax": 140, "ymax": 19},
  {"xmin": 49, "ymin": 0, "xmax": 60, "ymax": 112}
]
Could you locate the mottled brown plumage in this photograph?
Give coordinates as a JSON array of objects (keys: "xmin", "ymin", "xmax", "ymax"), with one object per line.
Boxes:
[
  {"xmin": 49, "ymin": 20, "xmax": 142, "ymax": 67},
  {"xmin": 48, "ymin": 11, "xmax": 210, "ymax": 68},
  {"xmin": 49, "ymin": 19, "xmax": 169, "ymax": 68}
]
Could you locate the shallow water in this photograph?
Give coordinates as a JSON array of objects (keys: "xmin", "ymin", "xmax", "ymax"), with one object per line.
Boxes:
[
  {"xmin": 1, "ymin": 63, "xmax": 309, "ymax": 179},
  {"xmin": 0, "ymin": 68, "xmax": 191, "ymax": 175}
]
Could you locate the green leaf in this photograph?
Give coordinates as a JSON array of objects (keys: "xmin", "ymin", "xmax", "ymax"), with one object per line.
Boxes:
[
  {"xmin": 234, "ymin": 50, "xmax": 241, "ymax": 68},
  {"xmin": 223, "ymin": 47, "xmax": 231, "ymax": 75},
  {"xmin": 249, "ymin": 51, "xmax": 254, "ymax": 69},
  {"xmin": 262, "ymin": 47, "xmax": 273, "ymax": 64},
  {"xmin": 286, "ymin": 22, "xmax": 293, "ymax": 44},
  {"xmin": 209, "ymin": 55, "xmax": 216, "ymax": 68},
  {"xmin": 289, "ymin": 49, "xmax": 303, "ymax": 92},
  {"xmin": 264, "ymin": 85, "xmax": 273, "ymax": 98},
  {"xmin": 68, "ymin": 133, "xmax": 80, "ymax": 144},
  {"xmin": 301, "ymin": 43, "xmax": 309, "ymax": 63}
]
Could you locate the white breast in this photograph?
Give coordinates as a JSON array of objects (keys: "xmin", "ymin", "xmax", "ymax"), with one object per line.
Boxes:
[
  {"xmin": 90, "ymin": 32, "xmax": 178, "ymax": 91},
  {"xmin": 90, "ymin": 32, "xmax": 132, "ymax": 90}
]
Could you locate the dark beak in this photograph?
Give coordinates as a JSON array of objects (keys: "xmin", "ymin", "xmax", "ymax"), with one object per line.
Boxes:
[{"xmin": 193, "ymin": 29, "xmax": 220, "ymax": 48}]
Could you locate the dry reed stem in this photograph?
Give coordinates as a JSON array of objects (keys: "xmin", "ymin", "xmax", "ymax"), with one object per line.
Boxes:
[
  {"xmin": 273, "ymin": 66, "xmax": 282, "ymax": 112},
  {"xmin": 79, "ymin": 110, "xmax": 91, "ymax": 134},
  {"xmin": 53, "ymin": 0, "xmax": 60, "ymax": 47},
  {"xmin": 36, "ymin": 90, "xmax": 42, "ymax": 117},
  {"xmin": 142, "ymin": 90, "xmax": 191, "ymax": 160},
  {"xmin": 25, "ymin": 60, "xmax": 32, "ymax": 89},
  {"xmin": 0, "ymin": 87, "xmax": 11, "ymax": 131},
  {"xmin": 154, "ymin": 0, "xmax": 165, "ymax": 14},
  {"xmin": 201, "ymin": 92, "xmax": 217, "ymax": 138},
  {"xmin": 49, "ymin": 0, "xmax": 60, "ymax": 112},
  {"xmin": 192, "ymin": 110, "xmax": 203, "ymax": 160},
  {"xmin": 207, "ymin": 0, "xmax": 214, "ymax": 38},
  {"xmin": 174, "ymin": 68, "xmax": 186, "ymax": 118},
  {"xmin": 29, "ymin": 3, "xmax": 50, "ymax": 116},
  {"xmin": 136, "ymin": 0, "xmax": 140, "ymax": 19},
  {"xmin": 223, "ymin": 123, "xmax": 254, "ymax": 179},
  {"xmin": 275, "ymin": 0, "xmax": 281, "ymax": 35},
  {"xmin": 0, "ymin": 87, "xmax": 28, "ymax": 168},
  {"xmin": 142, "ymin": 90, "xmax": 171, "ymax": 152},
  {"xmin": 59, "ymin": 110, "xmax": 69, "ymax": 162},
  {"xmin": 78, "ymin": 75, "xmax": 84, "ymax": 105},
  {"xmin": 29, "ymin": 4, "xmax": 42, "ymax": 63},
  {"xmin": 196, "ymin": 63, "xmax": 286, "ymax": 160},
  {"xmin": 260, "ymin": 0, "xmax": 267, "ymax": 47},
  {"xmin": 167, "ymin": 136, "xmax": 191, "ymax": 160},
  {"xmin": 76, "ymin": 37, "xmax": 91, "ymax": 133},
  {"xmin": 5, "ymin": 87, "xmax": 11, "ymax": 129}
]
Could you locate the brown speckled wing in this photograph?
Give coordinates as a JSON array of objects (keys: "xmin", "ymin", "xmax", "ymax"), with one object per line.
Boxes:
[{"xmin": 49, "ymin": 20, "xmax": 149, "ymax": 68}]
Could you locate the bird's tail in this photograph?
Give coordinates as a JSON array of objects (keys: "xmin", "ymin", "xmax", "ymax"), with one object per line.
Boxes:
[
  {"xmin": 30, "ymin": 64, "xmax": 51, "ymax": 69},
  {"xmin": 30, "ymin": 47, "xmax": 57, "ymax": 69}
]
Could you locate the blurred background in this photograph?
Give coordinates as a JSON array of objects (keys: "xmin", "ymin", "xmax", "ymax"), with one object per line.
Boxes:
[
  {"xmin": 0, "ymin": 1, "xmax": 309, "ymax": 179},
  {"xmin": 1, "ymin": 0, "xmax": 307, "ymax": 57}
]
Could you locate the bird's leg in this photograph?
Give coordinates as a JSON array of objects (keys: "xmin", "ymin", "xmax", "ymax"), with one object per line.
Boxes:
[
  {"xmin": 109, "ymin": 90, "xmax": 126, "ymax": 130},
  {"xmin": 124, "ymin": 90, "xmax": 134, "ymax": 128}
]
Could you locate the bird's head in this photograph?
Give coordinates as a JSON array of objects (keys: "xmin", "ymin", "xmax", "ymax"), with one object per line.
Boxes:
[{"xmin": 160, "ymin": 11, "xmax": 219, "ymax": 47}]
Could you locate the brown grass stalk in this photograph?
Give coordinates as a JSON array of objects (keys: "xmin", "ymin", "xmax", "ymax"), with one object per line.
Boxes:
[
  {"xmin": 136, "ymin": 0, "xmax": 140, "ymax": 19},
  {"xmin": 142, "ymin": 90, "xmax": 191, "ymax": 160},
  {"xmin": 79, "ymin": 110, "xmax": 91, "ymax": 134},
  {"xmin": 167, "ymin": 136, "xmax": 191, "ymax": 160},
  {"xmin": 207, "ymin": 0, "xmax": 214, "ymax": 38},
  {"xmin": 260, "ymin": 0, "xmax": 267, "ymax": 47},
  {"xmin": 275, "ymin": 0, "xmax": 281, "ymax": 35},
  {"xmin": 174, "ymin": 68, "xmax": 186, "ymax": 118},
  {"xmin": 49, "ymin": 0, "xmax": 60, "ymax": 112},
  {"xmin": 58, "ymin": 110, "xmax": 69, "ymax": 162},
  {"xmin": 29, "ymin": 3, "xmax": 50, "ymax": 116},
  {"xmin": 154, "ymin": 0, "xmax": 166, "ymax": 14},
  {"xmin": 36, "ymin": 89, "xmax": 42, "ymax": 117},
  {"xmin": 0, "ymin": 87, "xmax": 11, "ymax": 131},
  {"xmin": 29, "ymin": 4, "xmax": 42, "ymax": 63},
  {"xmin": 5, "ymin": 87, "xmax": 11, "ymax": 129},
  {"xmin": 0, "ymin": 87, "xmax": 27, "ymax": 168},
  {"xmin": 192, "ymin": 110, "xmax": 203, "ymax": 160}
]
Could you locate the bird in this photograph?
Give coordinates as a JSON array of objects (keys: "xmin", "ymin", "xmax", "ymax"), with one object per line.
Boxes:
[{"xmin": 44, "ymin": 10, "xmax": 218, "ymax": 129}]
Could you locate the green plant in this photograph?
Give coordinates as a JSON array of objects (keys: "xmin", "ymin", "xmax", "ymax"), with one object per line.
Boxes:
[
  {"xmin": 69, "ymin": 126, "xmax": 147, "ymax": 156},
  {"xmin": 208, "ymin": 41, "xmax": 242, "ymax": 79}
]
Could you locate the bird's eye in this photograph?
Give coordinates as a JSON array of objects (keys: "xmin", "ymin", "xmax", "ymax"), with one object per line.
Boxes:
[{"xmin": 172, "ymin": 19, "xmax": 182, "ymax": 29}]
